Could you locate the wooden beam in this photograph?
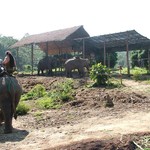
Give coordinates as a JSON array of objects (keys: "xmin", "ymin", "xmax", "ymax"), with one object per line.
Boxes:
[
  {"xmin": 107, "ymin": 52, "xmax": 110, "ymax": 68},
  {"xmin": 148, "ymin": 49, "xmax": 150, "ymax": 71},
  {"xmin": 126, "ymin": 40, "xmax": 130, "ymax": 76},
  {"xmin": 31, "ymin": 44, "xmax": 34, "ymax": 75},
  {"xmin": 103, "ymin": 42, "xmax": 106, "ymax": 65},
  {"xmin": 16, "ymin": 47, "xmax": 19, "ymax": 70},
  {"xmin": 46, "ymin": 42, "xmax": 48, "ymax": 57},
  {"xmin": 82, "ymin": 39, "xmax": 85, "ymax": 58}
]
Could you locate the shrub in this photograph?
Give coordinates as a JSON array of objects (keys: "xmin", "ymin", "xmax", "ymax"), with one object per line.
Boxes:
[
  {"xmin": 16, "ymin": 102, "xmax": 30, "ymax": 115},
  {"xmin": 90, "ymin": 63, "xmax": 111, "ymax": 86},
  {"xmin": 21, "ymin": 84, "xmax": 47, "ymax": 101}
]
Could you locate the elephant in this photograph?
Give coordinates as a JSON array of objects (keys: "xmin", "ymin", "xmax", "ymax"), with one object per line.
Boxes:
[
  {"xmin": 64, "ymin": 57, "xmax": 90, "ymax": 77},
  {"xmin": 37, "ymin": 56, "xmax": 55, "ymax": 76},
  {"xmin": 0, "ymin": 68, "xmax": 22, "ymax": 133}
]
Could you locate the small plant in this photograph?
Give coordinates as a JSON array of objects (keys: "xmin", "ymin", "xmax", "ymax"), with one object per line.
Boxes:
[
  {"xmin": 16, "ymin": 101, "xmax": 30, "ymax": 115},
  {"xmin": 90, "ymin": 63, "xmax": 111, "ymax": 86}
]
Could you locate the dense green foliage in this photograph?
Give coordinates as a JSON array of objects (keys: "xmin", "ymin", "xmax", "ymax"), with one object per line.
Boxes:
[
  {"xmin": 87, "ymin": 47, "xmax": 118, "ymax": 68},
  {"xmin": 90, "ymin": 63, "xmax": 111, "ymax": 86},
  {"xmin": 0, "ymin": 35, "xmax": 17, "ymax": 60},
  {"xmin": 131, "ymin": 50, "xmax": 149, "ymax": 69}
]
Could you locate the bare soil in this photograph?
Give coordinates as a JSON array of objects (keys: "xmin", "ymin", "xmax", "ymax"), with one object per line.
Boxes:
[{"xmin": 1, "ymin": 75, "xmax": 150, "ymax": 150}]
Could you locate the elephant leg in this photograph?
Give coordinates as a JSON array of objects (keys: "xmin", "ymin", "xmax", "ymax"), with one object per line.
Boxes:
[
  {"xmin": 38, "ymin": 69, "xmax": 40, "ymax": 75},
  {"xmin": 41, "ymin": 70, "xmax": 44, "ymax": 75},
  {"xmin": 2, "ymin": 99, "xmax": 13, "ymax": 133},
  {"xmin": 78, "ymin": 68, "xmax": 84, "ymax": 77},
  {"xmin": 48, "ymin": 69, "xmax": 53, "ymax": 76},
  {"xmin": 0, "ymin": 110, "xmax": 4, "ymax": 125},
  {"xmin": 68, "ymin": 70, "xmax": 72, "ymax": 78},
  {"xmin": 66, "ymin": 70, "xmax": 71, "ymax": 78},
  {"xmin": 13, "ymin": 93, "xmax": 21, "ymax": 120}
]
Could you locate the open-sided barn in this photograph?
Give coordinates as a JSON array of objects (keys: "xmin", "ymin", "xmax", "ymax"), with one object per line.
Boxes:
[{"xmin": 10, "ymin": 25, "xmax": 150, "ymax": 75}]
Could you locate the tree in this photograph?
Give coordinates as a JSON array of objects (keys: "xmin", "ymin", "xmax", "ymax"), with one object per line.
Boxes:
[
  {"xmin": 0, "ymin": 35, "xmax": 17, "ymax": 60},
  {"xmin": 0, "ymin": 35, "xmax": 45, "ymax": 72}
]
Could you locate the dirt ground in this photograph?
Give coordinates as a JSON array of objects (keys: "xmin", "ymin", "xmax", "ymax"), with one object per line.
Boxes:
[{"xmin": 1, "ymin": 75, "xmax": 150, "ymax": 150}]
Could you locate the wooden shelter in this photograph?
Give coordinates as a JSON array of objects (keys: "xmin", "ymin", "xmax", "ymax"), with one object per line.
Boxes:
[
  {"xmin": 10, "ymin": 25, "xmax": 90, "ymax": 73},
  {"xmin": 10, "ymin": 25, "xmax": 89, "ymax": 55},
  {"xmin": 10, "ymin": 26, "xmax": 150, "ymax": 75},
  {"xmin": 74, "ymin": 30, "xmax": 150, "ymax": 75}
]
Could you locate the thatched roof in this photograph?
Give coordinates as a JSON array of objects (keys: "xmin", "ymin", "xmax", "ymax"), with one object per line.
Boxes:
[
  {"xmin": 74, "ymin": 30, "xmax": 150, "ymax": 52},
  {"xmin": 10, "ymin": 25, "xmax": 90, "ymax": 55}
]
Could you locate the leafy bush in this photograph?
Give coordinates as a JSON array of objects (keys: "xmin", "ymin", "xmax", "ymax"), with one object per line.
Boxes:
[
  {"xmin": 21, "ymin": 84, "xmax": 47, "ymax": 101},
  {"xmin": 16, "ymin": 101, "xmax": 30, "ymax": 115},
  {"xmin": 90, "ymin": 63, "xmax": 111, "ymax": 86}
]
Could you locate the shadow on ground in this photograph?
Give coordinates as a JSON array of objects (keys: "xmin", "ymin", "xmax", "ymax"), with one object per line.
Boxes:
[{"xmin": 0, "ymin": 126, "xmax": 29, "ymax": 143}]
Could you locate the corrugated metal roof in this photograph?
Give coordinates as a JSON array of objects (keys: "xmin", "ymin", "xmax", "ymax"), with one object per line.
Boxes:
[{"xmin": 74, "ymin": 30, "xmax": 150, "ymax": 51}]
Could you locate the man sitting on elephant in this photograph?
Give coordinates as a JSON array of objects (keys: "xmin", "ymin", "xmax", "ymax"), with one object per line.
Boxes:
[
  {"xmin": 2, "ymin": 51, "xmax": 17, "ymax": 76},
  {"xmin": 64, "ymin": 56, "xmax": 90, "ymax": 78}
]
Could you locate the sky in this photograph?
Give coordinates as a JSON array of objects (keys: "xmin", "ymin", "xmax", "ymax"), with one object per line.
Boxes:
[{"xmin": 0, "ymin": 0, "xmax": 150, "ymax": 40}]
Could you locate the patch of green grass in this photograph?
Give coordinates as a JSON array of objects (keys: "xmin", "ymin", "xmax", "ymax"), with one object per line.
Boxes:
[
  {"xmin": 106, "ymin": 78, "xmax": 124, "ymax": 88},
  {"xmin": 36, "ymin": 97, "xmax": 61, "ymax": 109},
  {"xmin": 47, "ymin": 78, "xmax": 74, "ymax": 103},
  {"xmin": 21, "ymin": 84, "xmax": 47, "ymax": 101},
  {"xmin": 33, "ymin": 111, "xmax": 43, "ymax": 120}
]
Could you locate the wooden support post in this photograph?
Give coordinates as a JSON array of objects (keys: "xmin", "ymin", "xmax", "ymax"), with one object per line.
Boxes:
[
  {"xmin": 107, "ymin": 52, "xmax": 110, "ymax": 68},
  {"xmin": 148, "ymin": 49, "xmax": 150, "ymax": 72},
  {"xmin": 31, "ymin": 44, "xmax": 34, "ymax": 75},
  {"xmin": 103, "ymin": 42, "xmax": 106, "ymax": 66},
  {"xmin": 46, "ymin": 42, "xmax": 49, "ymax": 75},
  {"xmin": 126, "ymin": 40, "xmax": 130, "ymax": 76},
  {"xmin": 46, "ymin": 42, "xmax": 48, "ymax": 57},
  {"xmin": 82, "ymin": 39, "xmax": 85, "ymax": 58},
  {"xmin": 16, "ymin": 47, "xmax": 19, "ymax": 70}
]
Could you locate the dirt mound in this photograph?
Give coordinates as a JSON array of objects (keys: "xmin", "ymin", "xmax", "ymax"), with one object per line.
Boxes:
[{"xmin": 1, "ymin": 76, "xmax": 150, "ymax": 150}]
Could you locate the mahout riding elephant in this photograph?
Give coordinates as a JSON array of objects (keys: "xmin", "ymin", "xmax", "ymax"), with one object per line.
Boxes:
[
  {"xmin": 37, "ymin": 56, "xmax": 56, "ymax": 76},
  {"xmin": 64, "ymin": 57, "xmax": 90, "ymax": 77},
  {"xmin": 0, "ymin": 66, "xmax": 22, "ymax": 133}
]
